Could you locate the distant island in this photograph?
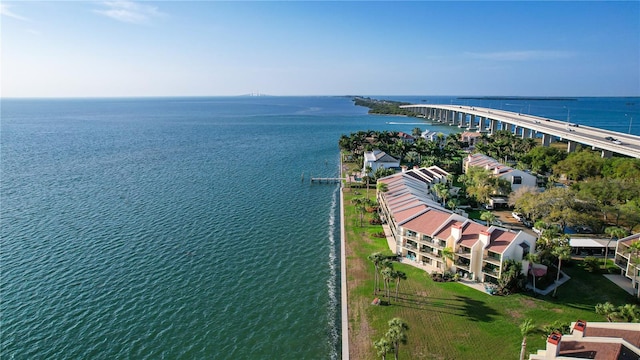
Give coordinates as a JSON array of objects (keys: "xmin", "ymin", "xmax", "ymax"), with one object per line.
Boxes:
[
  {"xmin": 351, "ymin": 97, "xmax": 417, "ymax": 116},
  {"xmin": 457, "ymin": 96, "xmax": 578, "ymax": 101}
]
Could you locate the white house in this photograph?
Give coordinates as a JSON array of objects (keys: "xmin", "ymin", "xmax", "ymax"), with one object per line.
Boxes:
[
  {"xmin": 463, "ymin": 153, "xmax": 537, "ymax": 192},
  {"xmin": 363, "ymin": 150, "xmax": 400, "ymax": 175}
]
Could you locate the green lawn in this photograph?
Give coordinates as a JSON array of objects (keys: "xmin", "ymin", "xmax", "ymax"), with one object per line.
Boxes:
[{"xmin": 343, "ymin": 188, "xmax": 637, "ymax": 359}]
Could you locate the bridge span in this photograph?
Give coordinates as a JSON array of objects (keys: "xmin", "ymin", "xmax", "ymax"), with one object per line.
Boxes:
[{"xmin": 400, "ymin": 104, "xmax": 640, "ymax": 159}]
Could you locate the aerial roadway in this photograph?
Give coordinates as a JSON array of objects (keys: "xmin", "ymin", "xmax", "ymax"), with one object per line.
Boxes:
[{"xmin": 400, "ymin": 104, "xmax": 640, "ymax": 159}]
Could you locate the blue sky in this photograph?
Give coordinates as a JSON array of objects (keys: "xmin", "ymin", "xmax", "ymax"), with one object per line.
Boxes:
[{"xmin": 2, "ymin": 1, "xmax": 639, "ymax": 97}]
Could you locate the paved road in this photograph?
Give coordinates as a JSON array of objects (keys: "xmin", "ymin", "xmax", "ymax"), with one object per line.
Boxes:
[{"xmin": 401, "ymin": 104, "xmax": 640, "ymax": 158}]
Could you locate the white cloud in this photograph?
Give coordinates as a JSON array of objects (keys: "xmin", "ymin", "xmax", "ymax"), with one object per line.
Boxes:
[
  {"xmin": 465, "ymin": 50, "xmax": 574, "ymax": 61},
  {"xmin": 94, "ymin": 0, "xmax": 164, "ymax": 24},
  {"xmin": 0, "ymin": 4, "xmax": 29, "ymax": 21}
]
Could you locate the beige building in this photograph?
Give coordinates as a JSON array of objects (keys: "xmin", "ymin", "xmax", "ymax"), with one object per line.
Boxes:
[
  {"xmin": 377, "ymin": 166, "xmax": 536, "ymax": 283},
  {"xmin": 529, "ymin": 320, "xmax": 640, "ymax": 359},
  {"xmin": 614, "ymin": 233, "xmax": 640, "ymax": 296}
]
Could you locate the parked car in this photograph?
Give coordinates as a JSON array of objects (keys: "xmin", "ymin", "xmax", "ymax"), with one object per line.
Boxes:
[
  {"xmin": 482, "ymin": 203, "xmax": 493, "ymax": 210},
  {"xmin": 511, "ymin": 212, "xmax": 523, "ymax": 222}
]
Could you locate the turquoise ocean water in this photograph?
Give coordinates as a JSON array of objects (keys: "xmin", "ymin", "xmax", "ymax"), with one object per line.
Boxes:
[{"xmin": 1, "ymin": 96, "xmax": 638, "ymax": 359}]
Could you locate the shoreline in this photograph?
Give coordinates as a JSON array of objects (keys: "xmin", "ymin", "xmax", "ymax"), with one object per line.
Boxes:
[{"xmin": 340, "ymin": 183, "xmax": 349, "ymax": 359}]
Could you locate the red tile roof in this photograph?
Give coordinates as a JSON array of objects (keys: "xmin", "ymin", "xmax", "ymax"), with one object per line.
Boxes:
[
  {"xmin": 401, "ymin": 209, "xmax": 452, "ymax": 236},
  {"xmin": 484, "ymin": 229, "xmax": 517, "ymax": 253}
]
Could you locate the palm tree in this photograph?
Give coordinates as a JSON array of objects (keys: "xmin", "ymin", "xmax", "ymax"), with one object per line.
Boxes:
[
  {"xmin": 441, "ymin": 247, "xmax": 454, "ymax": 273},
  {"xmin": 381, "ymin": 266, "xmax": 394, "ymax": 303},
  {"xmin": 394, "ymin": 270, "xmax": 407, "ymax": 301},
  {"xmin": 447, "ymin": 198, "xmax": 459, "ymax": 211},
  {"xmin": 368, "ymin": 252, "xmax": 385, "ymax": 295},
  {"xmin": 519, "ymin": 318, "xmax": 535, "ymax": 360},
  {"xmin": 386, "ymin": 318, "xmax": 409, "ymax": 360},
  {"xmin": 480, "ymin": 211, "xmax": 496, "ymax": 226},
  {"xmin": 374, "ymin": 337, "xmax": 393, "ymax": 360},
  {"xmin": 365, "ymin": 165, "xmax": 373, "ymax": 197},
  {"xmin": 377, "ymin": 182, "xmax": 389, "ymax": 193},
  {"xmin": 616, "ymin": 304, "xmax": 639, "ymax": 322},
  {"xmin": 551, "ymin": 237, "xmax": 571, "ymax": 297},
  {"xmin": 525, "ymin": 253, "xmax": 540, "ymax": 296},
  {"xmin": 352, "ymin": 197, "xmax": 370, "ymax": 227},
  {"xmin": 603, "ymin": 227, "xmax": 627, "ymax": 269},
  {"xmin": 624, "ymin": 240, "xmax": 640, "ymax": 298},
  {"xmin": 595, "ymin": 302, "xmax": 618, "ymax": 322},
  {"xmin": 433, "ymin": 182, "xmax": 449, "ymax": 206}
]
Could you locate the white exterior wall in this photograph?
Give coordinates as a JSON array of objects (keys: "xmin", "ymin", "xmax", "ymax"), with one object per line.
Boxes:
[{"xmin": 498, "ymin": 169, "xmax": 537, "ymax": 192}]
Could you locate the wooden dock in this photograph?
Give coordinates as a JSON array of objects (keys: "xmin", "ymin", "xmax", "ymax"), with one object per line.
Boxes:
[{"xmin": 311, "ymin": 177, "xmax": 343, "ymax": 184}]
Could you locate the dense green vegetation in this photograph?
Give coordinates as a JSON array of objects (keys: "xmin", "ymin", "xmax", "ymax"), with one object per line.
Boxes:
[
  {"xmin": 511, "ymin": 151, "xmax": 640, "ymax": 233},
  {"xmin": 352, "ymin": 97, "xmax": 417, "ymax": 116},
  {"xmin": 339, "ymin": 130, "xmax": 465, "ymax": 175}
]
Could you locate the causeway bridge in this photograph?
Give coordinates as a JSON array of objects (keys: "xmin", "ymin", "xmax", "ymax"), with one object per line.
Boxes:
[{"xmin": 400, "ymin": 104, "xmax": 640, "ymax": 158}]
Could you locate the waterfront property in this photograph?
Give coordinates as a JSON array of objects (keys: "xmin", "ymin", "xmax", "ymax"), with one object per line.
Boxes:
[
  {"xmin": 362, "ymin": 149, "xmax": 400, "ymax": 175},
  {"xmin": 614, "ymin": 233, "xmax": 640, "ymax": 295},
  {"xmin": 463, "ymin": 153, "xmax": 539, "ymax": 194},
  {"xmin": 529, "ymin": 320, "xmax": 640, "ymax": 359},
  {"xmin": 377, "ymin": 166, "xmax": 536, "ymax": 283}
]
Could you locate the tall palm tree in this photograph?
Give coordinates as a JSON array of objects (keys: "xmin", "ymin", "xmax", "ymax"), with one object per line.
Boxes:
[
  {"xmin": 525, "ymin": 253, "xmax": 540, "ymax": 296},
  {"xmin": 377, "ymin": 182, "xmax": 389, "ymax": 193},
  {"xmin": 374, "ymin": 337, "xmax": 393, "ymax": 360},
  {"xmin": 603, "ymin": 227, "xmax": 627, "ymax": 269},
  {"xmin": 394, "ymin": 270, "xmax": 407, "ymax": 301},
  {"xmin": 624, "ymin": 240, "xmax": 640, "ymax": 298},
  {"xmin": 365, "ymin": 165, "xmax": 373, "ymax": 198},
  {"xmin": 441, "ymin": 247, "xmax": 455, "ymax": 273},
  {"xmin": 386, "ymin": 318, "xmax": 409, "ymax": 360},
  {"xmin": 433, "ymin": 182, "xmax": 449, "ymax": 206},
  {"xmin": 480, "ymin": 211, "xmax": 496, "ymax": 226},
  {"xmin": 519, "ymin": 318, "xmax": 535, "ymax": 360},
  {"xmin": 551, "ymin": 237, "xmax": 571, "ymax": 297},
  {"xmin": 368, "ymin": 252, "xmax": 385, "ymax": 295},
  {"xmin": 381, "ymin": 266, "xmax": 394, "ymax": 303}
]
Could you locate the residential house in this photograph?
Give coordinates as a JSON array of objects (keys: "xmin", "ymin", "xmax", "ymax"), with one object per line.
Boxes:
[
  {"xmin": 463, "ymin": 153, "xmax": 538, "ymax": 197},
  {"xmin": 460, "ymin": 131, "xmax": 484, "ymax": 149},
  {"xmin": 362, "ymin": 149, "xmax": 400, "ymax": 175}
]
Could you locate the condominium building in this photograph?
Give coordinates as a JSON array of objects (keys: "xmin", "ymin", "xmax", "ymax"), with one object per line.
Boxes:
[
  {"xmin": 377, "ymin": 166, "xmax": 536, "ymax": 283},
  {"xmin": 614, "ymin": 233, "xmax": 640, "ymax": 294},
  {"xmin": 529, "ymin": 320, "xmax": 640, "ymax": 359}
]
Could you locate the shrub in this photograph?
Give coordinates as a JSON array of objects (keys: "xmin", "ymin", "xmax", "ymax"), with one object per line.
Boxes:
[{"xmin": 583, "ymin": 257, "xmax": 600, "ymax": 273}]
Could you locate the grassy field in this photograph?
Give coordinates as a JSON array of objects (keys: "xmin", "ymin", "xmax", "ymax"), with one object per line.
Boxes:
[{"xmin": 343, "ymin": 187, "xmax": 637, "ymax": 360}]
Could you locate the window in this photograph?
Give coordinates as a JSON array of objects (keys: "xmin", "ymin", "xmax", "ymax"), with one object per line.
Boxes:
[{"xmin": 513, "ymin": 176, "xmax": 522, "ymax": 185}]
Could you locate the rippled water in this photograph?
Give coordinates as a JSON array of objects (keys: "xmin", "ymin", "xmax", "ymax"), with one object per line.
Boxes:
[{"xmin": 2, "ymin": 96, "xmax": 634, "ymax": 359}]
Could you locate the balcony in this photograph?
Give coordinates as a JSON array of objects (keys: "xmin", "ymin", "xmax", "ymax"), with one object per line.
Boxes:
[
  {"xmin": 456, "ymin": 248, "xmax": 472, "ymax": 259},
  {"xmin": 482, "ymin": 265, "xmax": 500, "ymax": 277},
  {"xmin": 404, "ymin": 231, "xmax": 417, "ymax": 239},
  {"xmin": 483, "ymin": 255, "xmax": 502, "ymax": 266},
  {"xmin": 615, "ymin": 258, "xmax": 628, "ymax": 269},
  {"xmin": 405, "ymin": 242, "xmax": 417, "ymax": 251},
  {"xmin": 455, "ymin": 259, "xmax": 471, "ymax": 271},
  {"xmin": 422, "ymin": 235, "xmax": 434, "ymax": 244},
  {"xmin": 420, "ymin": 246, "xmax": 434, "ymax": 254}
]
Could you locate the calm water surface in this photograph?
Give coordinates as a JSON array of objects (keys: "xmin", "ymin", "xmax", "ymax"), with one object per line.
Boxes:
[{"xmin": 1, "ymin": 96, "xmax": 637, "ymax": 359}]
